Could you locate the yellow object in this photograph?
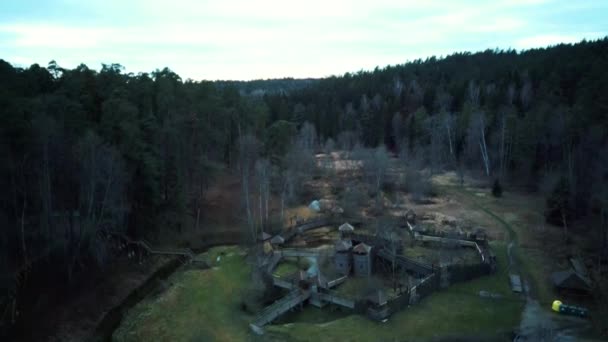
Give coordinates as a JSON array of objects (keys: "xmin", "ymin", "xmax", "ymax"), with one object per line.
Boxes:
[
  {"xmin": 552, "ymin": 300, "xmax": 562, "ymax": 312},
  {"xmin": 263, "ymin": 241, "xmax": 273, "ymax": 254}
]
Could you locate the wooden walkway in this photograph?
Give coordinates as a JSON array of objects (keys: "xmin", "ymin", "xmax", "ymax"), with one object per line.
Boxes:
[
  {"xmin": 104, "ymin": 231, "xmax": 206, "ymax": 263},
  {"xmin": 250, "ymin": 289, "xmax": 311, "ymax": 332},
  {"xmin": 271, "ymin": 217, "xmax": 334, "ymax": 245},
  {"xmin": 317, "ymin": 290, "xmax": 356, "ymax": 309},
  {"xmin": 281, "ymin": 248, "xmax": 320, "ymax": 258},
  {"xmin": 265, "ymin": 252, "xmax": 283, "ymax": 273}
]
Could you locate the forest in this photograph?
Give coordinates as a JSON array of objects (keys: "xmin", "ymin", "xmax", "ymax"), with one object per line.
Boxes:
[{"xmin": 1, "ymin": 37, "xmax": 608, "ymax": 338}]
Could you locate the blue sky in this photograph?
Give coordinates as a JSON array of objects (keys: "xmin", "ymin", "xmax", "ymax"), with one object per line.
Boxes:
[{"xmin": 1, "ymin": 0, "xmax": 606, "ymax": 80}]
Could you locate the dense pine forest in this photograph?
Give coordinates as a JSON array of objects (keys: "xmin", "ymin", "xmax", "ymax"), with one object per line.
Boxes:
[{"xmin": 1, "ymin": 38, "xmax": 608, "ymax": 337}]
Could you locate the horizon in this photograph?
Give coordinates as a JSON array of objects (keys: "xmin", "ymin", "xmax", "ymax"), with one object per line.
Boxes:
[
  {"xmin": 4, "ymin": 37, "xmax": 608, "ymax": 82},
  {"xmin": 1, "ymin": 0, "xmax": 607, "ymax": 81}
]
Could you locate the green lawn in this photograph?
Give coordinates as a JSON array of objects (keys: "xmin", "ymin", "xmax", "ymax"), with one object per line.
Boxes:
[
  {"xmin": 113, "ymin": 246, "xmax": 253, "ymax": 342},
  {"xmin": 114, "ymin": 243, "xmax": 524, "ymax": 341},
  {"xmin": 273, "ymin": 257, "xmax": 311, "ymax": 277},
  {"xmin": 439, "ymin": 184, "xmax": 557, "ymax": 305},
  {"xmin": 266, "ymin": 242, "xmax": 524, "ymax": 341}
]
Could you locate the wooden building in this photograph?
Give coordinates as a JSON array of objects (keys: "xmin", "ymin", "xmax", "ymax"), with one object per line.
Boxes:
[
  {"xmin": 334, "ymin": 239, "xmax": 352, "ymax": 275},
  {"xmin": 551, "ymin": 270, "xmax": 592, "ymax": 295},
  {"xmin": 353, "ymin": 242, "xmax": 373, "ymax": 277}
]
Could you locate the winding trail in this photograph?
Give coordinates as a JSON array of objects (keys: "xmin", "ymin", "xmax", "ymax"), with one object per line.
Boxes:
[{"xmin": 445, "ymin": 185, "xmax": 589, "ymax": 341}]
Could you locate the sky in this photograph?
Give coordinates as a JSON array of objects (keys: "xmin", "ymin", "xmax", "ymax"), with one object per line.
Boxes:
[{"xmin": 0, "ymin": 0, "xmax": 606, "ymax": 81}]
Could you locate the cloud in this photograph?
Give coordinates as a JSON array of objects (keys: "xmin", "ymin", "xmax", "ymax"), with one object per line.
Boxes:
[{"xmin": 0, "ymin": 0, "xmax": 605, "ymax": 80}]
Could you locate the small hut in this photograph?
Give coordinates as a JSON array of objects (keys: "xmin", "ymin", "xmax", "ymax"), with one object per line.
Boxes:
[
  {"xmin": 353, "ymin": 242, "xmax": 373, "ymax": 277},
  {"xmin": 334, "ymin": 239, "xmax": 353, "ymax": 275},
  {"xmin": 551, "ymin": 270, "xmax": 592, "ymax": 295},
  {"xmin": 339, "ymin": 222, "xmax": 355, "ymax": 239}
]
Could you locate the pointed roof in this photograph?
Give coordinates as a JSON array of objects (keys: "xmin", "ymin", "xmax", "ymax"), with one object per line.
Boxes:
[
  {"xmin": 258, "ymin": 232, "xmax": 272, "ymax": 241},
  {"xmin": 551, "ymin": 270, "xmax": 592, "ymax": 291},
  {"xmin": 353, "ymin": 242, "xmax": 371, "ymax": 254},
  {"xmin": 271, "ymin": 235, "xmax": 285, "ymax": 244},
  {"xmin": 570, "ymin": 257, "xmax": 588, "ymax": 277},
  {"xmin": 335, "ymin": 239, "xmax": 352, "ymax": 252},
  {"xmin": 339, "ymin": 222, "xmax": 354, "ymax": 232}
]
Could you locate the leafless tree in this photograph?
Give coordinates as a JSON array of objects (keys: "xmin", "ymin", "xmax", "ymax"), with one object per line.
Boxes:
[
  {"xmin": 278, "ymin": 141, "xmax": 316, "ymax": 222},
  {"xmin": 356, "ymin": 146, "xmax": 390, "ymax": 209},
  {"xmin": 71, "ymin": 131, "xmax": 127, "ymax": 279},
  {"xmin": 405, "ymin": 145, "xmax": 434, "ymax": 202},
  {"xmin": 407, "ymin": 79, "xmax": 424, "ymax": 110},
  {"xmin": 467, "ymin": 81, "xmax": 480, "ymax": 107},
  {"xmin": 520, "ymin": 75, "xmax": 533, "ymax": 110},
  {"xmin": 392, "ymin": 112, "xmax": 404, "ymax": 150},
  {"xmin": 371, "ymin": 93, "xmax": 384, "ymax": 112},
  {"xmin": 441, "ymin": 111, "xmax": 456, "ymax": 162},
  {"xmin": 297, "ymin": 121, "xmax": 317, "ymax": 151},
  {"xmin": 359, "ymin": 94, "xmax": 370, "ymax": 114},
  {"xmin": 337, "ymin": 130, "xmax": 358, "ymax": 151},
  {"xmin": 324, "ymin": 137, "xmax": 335, "ymax": 155},
  {"xmin": 424, "ymin": 116, "xmax": 446, "ymax": 174},
  {"xmin": 238, "ymin": 134, "xmax": 259, "ymax": 242},
  {"xmin": 467, "ymin": 111, "xmax": 491, "ymax": 177},
  {"xmin": 255, "ymin": 158, "xmax": 271, "ymax": 232}
]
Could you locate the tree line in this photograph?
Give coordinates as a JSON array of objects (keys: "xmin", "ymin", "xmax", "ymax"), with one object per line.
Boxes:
[
  {"xmin": 1, "ymin": 37, "xmax": 607, "ymax": 335},
  {"xmin": 264, "ymin": 38, "xmax": 608, "ymax": 243}
]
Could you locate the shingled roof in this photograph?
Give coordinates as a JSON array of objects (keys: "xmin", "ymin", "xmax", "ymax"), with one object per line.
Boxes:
[
  {"xmin": 339, "ymin": 222, "xmax": 354, "ymax": 232},
  {"xmin": 258, "ymin": 232, "xmax": 272, "ymax": 241},
  {"xmin": 335, "ymin": 239, "xmax": 352, "ymax": 252},
  {"xmin": 551, "ymin": 270, "xmax": 592, "ymax": 291},
  {"xmin": 353, "ymin": 242, "xmax": 371, "ymax": 254}
]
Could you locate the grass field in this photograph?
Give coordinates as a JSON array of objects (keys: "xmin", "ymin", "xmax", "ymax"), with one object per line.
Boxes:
[
  {"xmin": 113, "ymin": 246, "xmax": 253, "ymax": 342},
  {"xmin": 273, "ymin": 257, "xmax": 311, "ymax": 277},
  {"xmin": 439, "ymin": 183, "xmax": 557, "ymax": 306},
  {"xmin": 266, "ymin": 242, "xmax": 524, "ymax": 341},
  {"xmin": 114, "ymin": 242, "xmax": 524, "ymax": 342}
]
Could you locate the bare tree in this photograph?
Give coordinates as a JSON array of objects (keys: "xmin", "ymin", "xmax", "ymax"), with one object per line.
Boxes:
[
  {"xmin": 357, "ymin": 146, "xmax": 389, "ymax": 201},
  {"xmin": 520, "ymin": 76, "xmax": 533, "ymax": 110},
  {"xmin": 324, "ymin": 137, "xmax": 335, "ymax": 155},
  {"xmin": 405, "ymin": 145, "xmax": 434, "ymax": 202},
  {"xmin": 392, "ymin": 112, "xmax": 404, "ymax": 150},
  {"xmin": 467, "ymin": 111, "xmax": 491, "ymax": 177},
  {"xmin": 441, "ymin": 111, "xmax": 456, "ymax": 162},
  {"xmin": 255, "ymin": 159, "xmax": 271, "ymax": 232},
  {"xmin": 393, "ymin": 77, "xmax": 404, "ymax": 98},
  {"xmin": 337, "ymin": 130, "xmax": 358, "ymax": 151},
  {"xmin": 238, "ymin": 134, "xmax": 259, "ymax": 242},
  {"xmin": 277, "ymin": 140, "xmax": 316, "ymax": 223},
  {"xmin": 297, "ymin": 121, "xmax": 317, "ymax": 151},
  {"xmin": 71, "ymin": 131, "xmax": 127, "ymax": 279},
  {"xmin": 424, "ymin": 116, "xmax": 446, "ymax": 174},
  {"xmin": 467, "ymin": 81, "xmax": 480, "ymax": 107}
]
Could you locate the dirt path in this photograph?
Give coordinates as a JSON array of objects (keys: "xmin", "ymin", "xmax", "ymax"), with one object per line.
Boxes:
[{"xmin": 446, "ymin": 185, "xmax": 592, "ymax": 341}]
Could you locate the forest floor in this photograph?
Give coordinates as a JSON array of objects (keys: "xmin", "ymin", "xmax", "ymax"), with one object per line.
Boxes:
[
  {"xmin": 37, "ymin": 173, "xmax": 246, "ymax": 342},
  {"xmin": 42, "ymin": 255, "xmax": 172, "ymax": 342}
]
